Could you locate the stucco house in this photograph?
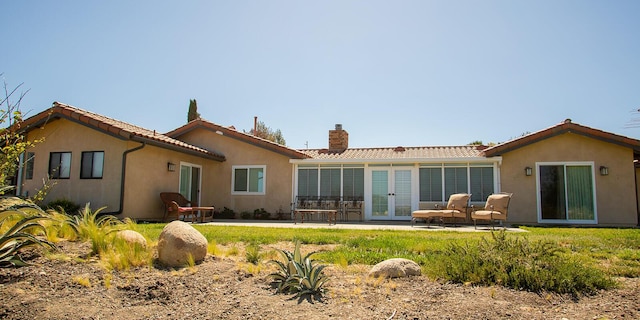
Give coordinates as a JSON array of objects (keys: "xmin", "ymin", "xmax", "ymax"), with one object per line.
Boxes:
[
  {"xmin": 17, "ymin": 102, "xmax": 225, "ymax": 220},
  {"xmin": 15, "ymin": 102, "xmax": 640, "ymax": 227}
]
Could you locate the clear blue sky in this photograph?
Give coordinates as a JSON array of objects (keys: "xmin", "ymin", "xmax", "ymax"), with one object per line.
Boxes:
[{"xmin": 3, "ymin": 1, "xmax": 640, "ymax": 149}]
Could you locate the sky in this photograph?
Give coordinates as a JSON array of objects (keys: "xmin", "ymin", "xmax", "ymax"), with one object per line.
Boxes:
[{"xmin": 2, "ymin": 1, "xmax": 640, "ymax": 150}]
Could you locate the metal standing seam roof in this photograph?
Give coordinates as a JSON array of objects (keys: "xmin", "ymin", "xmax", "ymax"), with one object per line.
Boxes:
[
  {"xmin": 23, "ymin": 102, "xmax": 226, "ymax": 161},
  {"xmin": 299, "ymin": 145, "xmax": 489, "ymax": 161}
]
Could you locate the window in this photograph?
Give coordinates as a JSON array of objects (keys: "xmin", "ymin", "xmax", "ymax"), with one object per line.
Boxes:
[
  {"xmin": 419, "ymin": 167, "xmax": 442, "ymax": 202},
  {"xmin": 81, "ymin": 151, "xmax": 104, "ymax": 179},
  {"xmin": 539, "ymin": 163, "xmax": 595, "ymax": 222},
  {"xmin": 297, "ymin": 168, "xmax": 318, "ymax": 197},
  {"xmin": 232, "ymin": 166, "xmax": 265, "ymax": 194},
  {"xmin": 342, "ymin": 168, "xmax": 364, "ymax": 199},
  {"xmin": 420, "ymin": 164, "xmax": 495, "ymax": 202},
  {"xmin": 49, "ymin": 152, "xmax": 71, "ymax": 179},
  {"xmin": 470, "ymin": 167, "xmax": 494, "ymax": 202},
  {"xmin": 25, "ymin": 152, "xmax": 35, "ymax": 180},
  {"xmin": 320, "ymin": 168, "xmax": 341, "ymax": 197},
  {"xmin": 444, "ymin": 166, "xmax": 467, "ymax": 198},
  {"xmin": 296, "ymin": 166, "xmax": 364, "ymax": 199}
]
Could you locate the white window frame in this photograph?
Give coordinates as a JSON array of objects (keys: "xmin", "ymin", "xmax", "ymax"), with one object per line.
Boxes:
[
  {"xmin": 232, "ymin": 165, "xmax": 266, "ymax": 195},
  {"xmin": 536, "ymin": 161, "xmax": 598, "ymax": 224}
]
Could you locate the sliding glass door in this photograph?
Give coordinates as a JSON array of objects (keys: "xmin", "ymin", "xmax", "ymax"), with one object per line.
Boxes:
[{"xmin": 538, "ymin": 163, "xmax": 596, "ymax": 223}]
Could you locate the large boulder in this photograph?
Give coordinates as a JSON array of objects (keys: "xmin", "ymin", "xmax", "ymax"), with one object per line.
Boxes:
[
  {"xmin": 115, "ymin": 230, "xmax": 147, "ymax": 248},
  {"xmin": 369, "ymin": 258, "xmax": 421, "ymax": 278},
  {"xmin": 157, "ymin": 221, "xmax": 208, "ymax": 267}
]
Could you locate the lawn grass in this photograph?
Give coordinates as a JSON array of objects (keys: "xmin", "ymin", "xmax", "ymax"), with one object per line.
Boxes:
[{"xmin": 134, "ymin": 223, "xmax": 640, "ymax": 279}]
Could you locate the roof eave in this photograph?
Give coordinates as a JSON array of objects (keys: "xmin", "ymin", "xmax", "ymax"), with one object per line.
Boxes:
[
  {"xmin": 169, "ymin": 121, "xmax": 310, "ymax": 159},
  {"xmin": 131, "ymin": 136, "xmax": 225, "ymax": 162},
  {"xmin": 290, "ymin": 156, "xmax": 499, "ymax": 164}
]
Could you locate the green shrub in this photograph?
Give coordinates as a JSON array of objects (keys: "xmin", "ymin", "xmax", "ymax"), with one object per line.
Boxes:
[
  {"xmin": 240, "ymin": 211, "xmax": 252, "ymax": 220},
  {"xmin": 214, "ymin": 207, "xmax": 235, "ymax": 219},
  {"xmin": 44, "ymin": 198, "xmax": 81, "ymax": 215},
  {"xmin": 436, "ymin": 231, "xmax": 616, "ymax": 296},
  {"xmin": 245, "ymin": 244, "xmax": 262, "ymax": 265},
  {"xmin": 253, "ymin": 208, "xmax": 270, "ymax": 220},
  {"xmin": 269, "ymin": 241, "xmax": 329, "ymax": 297}
]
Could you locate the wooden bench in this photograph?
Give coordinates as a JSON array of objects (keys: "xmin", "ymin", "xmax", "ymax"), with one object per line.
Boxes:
[
  {"xmin": 160, "ymin": 192, "xmax": 215, "ymax": 223},
  {"xmin": 293, "ymin": 209, "xmax": 337, "ymax": 225}
]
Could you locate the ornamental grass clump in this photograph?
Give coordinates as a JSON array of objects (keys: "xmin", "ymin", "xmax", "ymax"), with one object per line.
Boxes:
[
  {"xmin": 436, "ymin": 230, "xmax": 616, "ymax": 296},
  {"xmin": 269, "ymin": 241, "xmax": 330, "ymax": 297},
  {"xmin": 65, "ymin": 203, "xmax": 124, "ymax": 255}
]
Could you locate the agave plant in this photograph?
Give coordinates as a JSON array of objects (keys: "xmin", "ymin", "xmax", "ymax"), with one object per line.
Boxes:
[
  {"xmin": 269, "ymin": 241, "xmax": 330, "ymax": 296},
  {"xmin": 0, "ymin": 207, "xmax": 55, "ymax": 267}
]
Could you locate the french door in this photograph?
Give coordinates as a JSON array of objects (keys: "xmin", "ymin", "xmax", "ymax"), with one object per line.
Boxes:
[
  {"xmin": 370, "ymin": 167, "xmax": 413, "ymax": 220},
  {"xmin": 179, "ymin": 163, "xmax": 202, "ymax": 205}
]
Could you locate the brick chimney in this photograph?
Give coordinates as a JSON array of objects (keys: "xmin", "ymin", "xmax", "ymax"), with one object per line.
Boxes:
[{"xmin": 329, "ymin": 124, "xmax": 349, "ymax": 152}]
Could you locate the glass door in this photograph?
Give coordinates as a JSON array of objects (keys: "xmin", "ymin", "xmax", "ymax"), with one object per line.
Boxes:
[
  {"xmin": 179, "ymin": 163, "xmax": 202, "ymax": 205},
  {"xmin": 370, "ymin": 167, "xmax": 412, "ymax": 220},
  {"xmin": 538, "ymin": 163, "xmax": 596, "ymax": 223}
]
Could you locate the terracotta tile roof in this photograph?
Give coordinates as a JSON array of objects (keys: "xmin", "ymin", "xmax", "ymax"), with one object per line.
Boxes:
[
  {"xmin": 483, "ymin": 119, "xmax": 640, "ymax": 157},
  {"xmin": 167, "ymin": 120, "xmax": 311, "ymax": 159},
  {"xmin": 299, "ymin": 145, "xmax": 488, "ymax": 161},
  {"xmin": 20, "ymin": 102, "xmax": 226, "ymax": 161}
]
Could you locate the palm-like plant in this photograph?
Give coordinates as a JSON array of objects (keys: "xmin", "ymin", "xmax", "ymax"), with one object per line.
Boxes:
[
  {"xmin": 269, "ymin": 241, "xmax": 330, "ymax": 296},
  {"xmin": 1, "ymin": 206, "xmax": 55, "ymax": 267}
]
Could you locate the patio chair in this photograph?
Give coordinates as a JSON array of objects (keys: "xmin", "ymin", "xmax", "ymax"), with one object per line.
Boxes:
[
  {"xmin": 342, "ymin": 197, "xmax": 364, "ymax": 222},
  {"xmin": 411, "ymin": 193, "xmax": 470, "ymax": 227},
  {"xmin": 160, "ymin": 192, "xmax": 215, "ymax": 223},
  {"xmin": 471, "ymin": 193, "xmax": 513, "ymax": 229}
]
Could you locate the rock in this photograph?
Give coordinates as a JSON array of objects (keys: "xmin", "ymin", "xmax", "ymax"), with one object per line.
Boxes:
[
  {"xmin": 157, "ymin": 221, "xmax": 208, "ymax": 267},
  {"xmin": 115, "ymin": 230, "xmax": 147, "ymax": 248},
  {"xmin": 369, "ymin": 258, "xmax": 421, "ymax": 278}
]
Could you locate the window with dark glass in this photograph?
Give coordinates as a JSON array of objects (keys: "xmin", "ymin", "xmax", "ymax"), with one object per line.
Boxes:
[
  {"xmin": 419, "ymin": 167, "xmax": 443, "ymax": 201},
  {"xmin": 81, "ymin": 151, "xmax": 104, "ymax": 179},
  {"xmin": 49, "ymin": 152, "xmax": 71, "ymax": 179},
  {"xmin": 470, "ymin": 167, "xmax": 494, "ymax": 201},
  {"xmin": 232, "ymin": 166, "xmax": 265, "ymax": 194},
  {"xmin": 25, "ymin": 152, "xmax": 35, "ymax": 180}
]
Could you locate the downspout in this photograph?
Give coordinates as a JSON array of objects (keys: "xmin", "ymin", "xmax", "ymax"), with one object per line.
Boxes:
[
  {"xmin": 103, "ymin": 142, "xmax": 146, "ymax": 215},
  {"xmin": 16, "ymin": 153, "xmax": 24, "ymax": 196},
  {"xmin": 635, "ymin": 161, "xmax": 640, "ymax": 227}
]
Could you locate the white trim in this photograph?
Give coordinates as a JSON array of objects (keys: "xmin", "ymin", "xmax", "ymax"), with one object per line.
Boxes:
[
  {"xmin": 290, "ymin": 157, "xmax": 501, "ymax": 165},
  {"xmin": 231, "ymin": 165, "xmax": 267, "ymax": 196},
  {"xmin": 179, "ymin": 161, "xmax": 203, "ymax": 205},
  {"xmin": 536, "ymin": 161, "xmax": 598, "ymax": 224}
]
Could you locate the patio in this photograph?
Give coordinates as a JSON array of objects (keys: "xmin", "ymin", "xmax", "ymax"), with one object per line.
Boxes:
[{"xmin": 201, "ymin": 219, "xmax": 526, "ymax": 232}]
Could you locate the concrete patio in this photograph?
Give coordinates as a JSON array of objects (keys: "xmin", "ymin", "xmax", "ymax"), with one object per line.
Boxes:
[{"xmin": 201, "ymin": 219, "xmax": 526, "ymax": 232}]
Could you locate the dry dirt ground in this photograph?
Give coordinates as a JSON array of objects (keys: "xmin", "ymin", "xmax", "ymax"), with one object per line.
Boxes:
[{"xmin": 1, "ymin": 241, "xmax": 639, "ymax": 320}]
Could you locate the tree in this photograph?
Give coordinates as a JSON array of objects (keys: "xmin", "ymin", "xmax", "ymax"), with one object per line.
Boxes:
[
  {"xmin": 249, "ymin": 120, "xmax": 286, "ymax": 145},
  {"xmin": 0, "ymin": 75, "xmax": 52, "ymax": 201},
  {"xmin": 187, "ymin": 99, "xmax": 200, "ymax": 122},
  {"xmin": 1, "ymin": 77, "xmax": 38, "ymax": 188}
]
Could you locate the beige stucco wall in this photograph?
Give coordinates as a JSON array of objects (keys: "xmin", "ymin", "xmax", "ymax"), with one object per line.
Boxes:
[
  {"xmin": 499, "ymin": 133, "xmax": 638, "ymax": 226},
  {"xmin": 23, "ymin": 119, "xmax": 127, "ymax": 211},
  {"xmin": 176, "ymin": 129, "xmax": 294, "ymax": 217},
  {"xmin": 22, "ymin": 118, "xmax": 219, "ymax": 220},
  {"xmin": 123, "ymin": 143, "xmax": 216, "ymax": 220}
]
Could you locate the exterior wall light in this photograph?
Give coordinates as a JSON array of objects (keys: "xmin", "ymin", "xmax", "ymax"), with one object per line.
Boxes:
[
  {"xmin": 167, "ymin": 162, "xmax": 176, "ymax": 172},
  {"xmin": 525, "ymin": 167, "xmax": 532, "ymax": 176},
  {"xmin": 599, "ymin": 166, "xmax": 609, "ymax": 176}
]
